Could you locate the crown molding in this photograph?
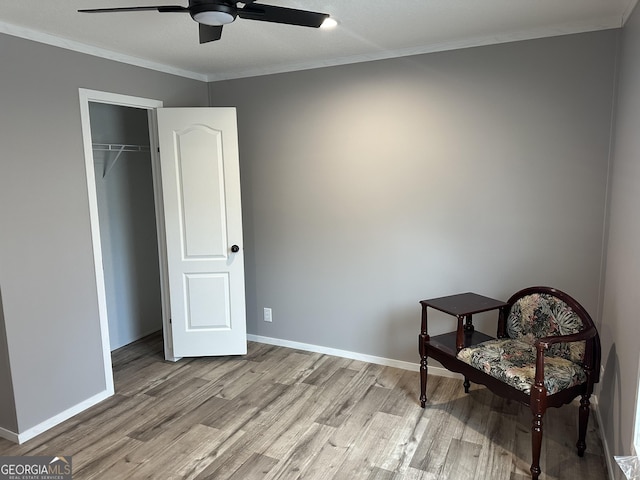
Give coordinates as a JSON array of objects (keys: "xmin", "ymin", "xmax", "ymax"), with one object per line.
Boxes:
[
  {"xmin": 0, "ymin": 20, "xmax": 208, "ymax": 82},
  {"xmin": 205, "ymin": 19, "xmax": 623, "ymax": 81}
]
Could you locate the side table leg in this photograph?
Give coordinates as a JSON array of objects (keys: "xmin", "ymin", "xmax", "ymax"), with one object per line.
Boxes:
[{"xmin": 419, "ymin": 334, "xmax": 428, "ymax": 407}]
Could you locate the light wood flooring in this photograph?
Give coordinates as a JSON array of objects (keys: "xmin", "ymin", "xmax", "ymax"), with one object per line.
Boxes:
[{"xmin": 0, "ymin": 333, "xmax": 608, "ymax": 479}]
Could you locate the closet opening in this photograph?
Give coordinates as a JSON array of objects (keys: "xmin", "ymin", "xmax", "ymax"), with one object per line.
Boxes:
[{"xmin": 89, "ymin": 102, "xmax": 163, "ymax": 352}]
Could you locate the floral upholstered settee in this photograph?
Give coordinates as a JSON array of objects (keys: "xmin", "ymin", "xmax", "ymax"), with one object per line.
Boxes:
[{"xmin": 418, "ymin": 286, "xmax": 601, "ymax": 480}]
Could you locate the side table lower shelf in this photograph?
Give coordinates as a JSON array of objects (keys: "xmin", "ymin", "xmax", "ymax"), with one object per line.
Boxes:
[{"xmin": 428, "ymin": 330, "xmax": 495, "ymax": 356}]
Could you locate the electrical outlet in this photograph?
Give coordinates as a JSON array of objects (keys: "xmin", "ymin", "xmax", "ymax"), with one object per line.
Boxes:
[{"xmin": 263, "ymin": 307, "xmax": 272, "ymax": 323}]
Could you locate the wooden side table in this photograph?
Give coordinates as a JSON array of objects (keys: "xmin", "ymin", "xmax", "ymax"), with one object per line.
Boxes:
[{"xmin": 418, "ymin": 292, "xmax": 508, "ymax": 407}]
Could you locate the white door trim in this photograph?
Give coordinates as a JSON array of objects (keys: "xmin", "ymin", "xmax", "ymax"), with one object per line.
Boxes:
[{"xmin": 78, "ymin": 89, "xmax": 166, "ymax": 397}]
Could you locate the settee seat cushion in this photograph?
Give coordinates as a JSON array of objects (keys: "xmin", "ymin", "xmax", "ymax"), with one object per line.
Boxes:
[{"xmin": 457, "ymin": 338, "xmax": 586, "ymax": 395}]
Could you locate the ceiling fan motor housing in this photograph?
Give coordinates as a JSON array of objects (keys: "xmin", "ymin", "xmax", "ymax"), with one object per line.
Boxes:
[{"xmin": 189, "ymin": 0, "xmax": 237, "ymax": 25}]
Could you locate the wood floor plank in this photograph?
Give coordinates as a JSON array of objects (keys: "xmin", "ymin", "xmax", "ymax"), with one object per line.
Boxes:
[
  {"xmin": 205, "ymin": 383, "xmax": 321, "ymax": 471},
  {"xmin": 243, "ymin": 342, "xmax": 278, "ymax": 362},
  {"xmin": 176, "ymin": 433, "xmax": 241, "ymax": 480},
  {"xmin": 512, "ymin": 417, "xmax": 533, "ymax": 477},
  {"xmin": 395, "ymin": 467, "xmax": 427, "ymax": 480},
  {"xmin": 226, "ymin": 452, "xmax": 279, "ymax": 480},
  {"xmin": 210, "ymin": 365, "xmax": 265, "ymax": 400},
  {"xmin": 191, "ymin": 429, "xmax": 262, "ymax": 480},
  {"xmin": 196, "ymin": 358, "xmax": 254, "ymax": 388},
  {"xmin": 115, "ymin": 360, "xmax": 190, "ymax": 397},
  {"xmin": 127, "ymin": 378, "xmax": 215, "ymax": 442},
  {"xmin": 124, "ymin": 423, "xmax": 227, "ymax": 480},
  {"xmin": 367, "ymin": 467, "xmax": 395, "ymax": 480},
  {"xmin": 259, "ymin": 350, "xmax": 323, "ymax": 386},
  {"xmin": 301, "ymin": 379, "xmax": 403, "ymax": 479},
  {"xmin": 329, "ymin": 392, "xmax": 399, "ymax": 479},
  {"xmin": 288, "ymin": 434, "xmax": 351, "ymax": 480},
  {"xmin": 245, "ymin": 345, "xmax": 295, "ymax": 374},
  {"xmin": 73, "ymin": 436, "xmax": 146, "ymax": 480},
  {"xmin": 265, "ymin": 423, "xmax": 336, "ymax": 480},
  {"xmin": 332, "ymin": 384, "xmax": 393, "ymax": 437},
  {"xmin": 201, "ymin": 381, "xmax": 289, "ymax": 432},
  {"xmin": 0, "ymin": 333, "xmax": 609, "ymax": 480},
  {"xmin": 242, "ymin": 383, "xmax": 318, "ymax": 447},
  {"xmin": 312, "ymin": 367, "xmax": 360, "ymax": 426},
  {"xmin": 182, "ymin": 428, "xmax": 247, "ymax": 480},
  {"xmin": 371, "ymin": 365, "xmax": 405, "ymax": 390},
  {"xmin": 315, "ymin": 365, "xmax": 384, "ymax": 428},
  {"xmin": 473, "ymin": 410, "xmax": 517, "ymax": 479},
  {"xmin": 302, "ymin": 355, "xmax": 355, "ymax": 387},
  {"xmin": 459, "ymin": 388, "xmax": 495, "ymax": 446},
  {"xmin": 382, "ymin": 414, "xmax": 430, "ymax": 476},
  {"xmin": 379, "ymin": 370, "xmax": 421, "ymax": 417},
  {"xmin": 438, "ymin": 438, "xmax": 482, "ymax": 480},
  {"xmin": 376, "ymin": 412, "xmax": 426, "ymax": 474},
  {"xmin": 409, "ymin": 377, "xmax": 468, "ymax": 473},
  {"xmin": 334, "ymin": 410, "xmax": 407, "ymax": 479}
]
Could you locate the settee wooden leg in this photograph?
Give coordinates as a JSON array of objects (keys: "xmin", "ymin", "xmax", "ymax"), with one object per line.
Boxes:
[
  {"xmin": 419, "ymin": 334, "xmax": 428, "ymax": 407},
  {"xmin": 530, "ymin": 412, "xmax": 544, "ymax": 480},
  {"xmin": 577, "ymin": 393, "xmax": 591, "ymax": 456},
  {"xmin": 463, "ymin": 377, "xmax": 470, "ymax": 393}
]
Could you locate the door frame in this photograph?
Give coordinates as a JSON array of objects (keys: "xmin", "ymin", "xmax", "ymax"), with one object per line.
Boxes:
[{"xmin": 79, "ymin": 88, "xmax": 175, "ymax": 393}]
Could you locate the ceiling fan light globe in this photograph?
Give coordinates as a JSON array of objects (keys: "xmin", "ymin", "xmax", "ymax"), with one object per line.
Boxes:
[
  {"xmin": 192, "ymin": 10, "xmax": 235, "ymax": 26},
  {"xmin": 320, "ymin": 17, "xmax": 338, "ymax": 29}
]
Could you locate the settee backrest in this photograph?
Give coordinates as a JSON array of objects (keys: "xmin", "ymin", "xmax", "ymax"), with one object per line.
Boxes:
[{"xmin": 506, "ymin": 291, "xmax": 586, "ymax": 364}]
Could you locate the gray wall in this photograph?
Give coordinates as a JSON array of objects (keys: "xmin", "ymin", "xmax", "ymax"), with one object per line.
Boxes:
[
  {"xmin": 209, "ymin": 30, "xmax": 618, "ymax": 364},
  {"xmin": 0, "ymin": 33, "xmax": 208, "ymax": 434},
  {"xmin": 600, "ymin": 3, "xmax": 640, "ymax": 470},
  {"xmin": 90, "ymin": 103, "xmax": 162, "ymax": 351}
]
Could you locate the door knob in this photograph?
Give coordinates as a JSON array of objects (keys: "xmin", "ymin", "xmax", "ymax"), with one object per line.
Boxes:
[{"xmin": 231, "ymin": 245, "xmax": 240, "ymax": 253}]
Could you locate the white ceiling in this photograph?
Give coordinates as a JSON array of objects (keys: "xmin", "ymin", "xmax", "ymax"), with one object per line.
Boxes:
[{"xmin": 0, "ymin": 0, "xmax": 636, "ymax": 81}]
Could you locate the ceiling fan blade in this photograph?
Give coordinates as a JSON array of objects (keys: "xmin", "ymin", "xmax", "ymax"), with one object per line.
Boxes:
[
  {"xmin": 238, "ymin": 3, "xmax": 328, "ymax": 28},
  {"xmin": 199, "ymin": 23, "xmax": 223, "ymax": 43},
  {"xmin": 78, "ymin": 6, "xmax": 187, "ymax": 14}
]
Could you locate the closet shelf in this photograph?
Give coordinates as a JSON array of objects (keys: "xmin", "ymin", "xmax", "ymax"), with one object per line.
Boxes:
[
  {"xmin": 93, "ymin": 143, "xmax": 152, "ymax": 179},
  {"xmin": 92, "ymin": 143, "xmax": 150, "ymax": 153}
]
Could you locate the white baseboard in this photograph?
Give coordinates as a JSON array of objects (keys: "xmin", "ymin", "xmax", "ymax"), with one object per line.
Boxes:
[
  {"xmin": 0, "ymin": 426, "xmax": 19, "ymax": 443},
  {"xmin": 247, "ymin": 334, "xmax": 460, "ymax": 379},
  {"xmin": 7, "ymin": 388, "xmax": 113, "ymax": 445},
  {"xmin": 248, "ymin": 334, "xmax": 420, "ymax": 371}
]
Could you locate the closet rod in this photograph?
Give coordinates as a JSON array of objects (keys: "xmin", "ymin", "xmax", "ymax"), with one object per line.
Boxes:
[
  {"xmin": 94, "ymin": 143, "xmax": 152, "ymax": 179},
  {"xmin": 92, "ymin": 143, "xmax": 150, "ymax": 153}
]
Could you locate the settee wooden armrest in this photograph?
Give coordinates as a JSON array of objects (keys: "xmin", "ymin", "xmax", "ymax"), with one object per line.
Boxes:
[{"xmin": 535, "ymin": 326, "xmax": 598, "ymax": 348}]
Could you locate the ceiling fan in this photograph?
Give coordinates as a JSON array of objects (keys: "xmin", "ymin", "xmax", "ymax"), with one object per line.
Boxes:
[{"xmin": 79, "ymin": 0, "xmax": 330, "ymax": 44}]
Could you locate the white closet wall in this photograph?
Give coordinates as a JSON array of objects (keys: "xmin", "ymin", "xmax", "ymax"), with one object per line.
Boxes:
[{"xmin": 90, "ymin": 103, "xmax": 162, "ymax": 351}]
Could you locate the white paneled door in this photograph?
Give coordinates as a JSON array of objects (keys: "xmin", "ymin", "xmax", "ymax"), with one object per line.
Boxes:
[{"xmin": 157, "ymin": 108, "xmax": 246, "ymax": 357}]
